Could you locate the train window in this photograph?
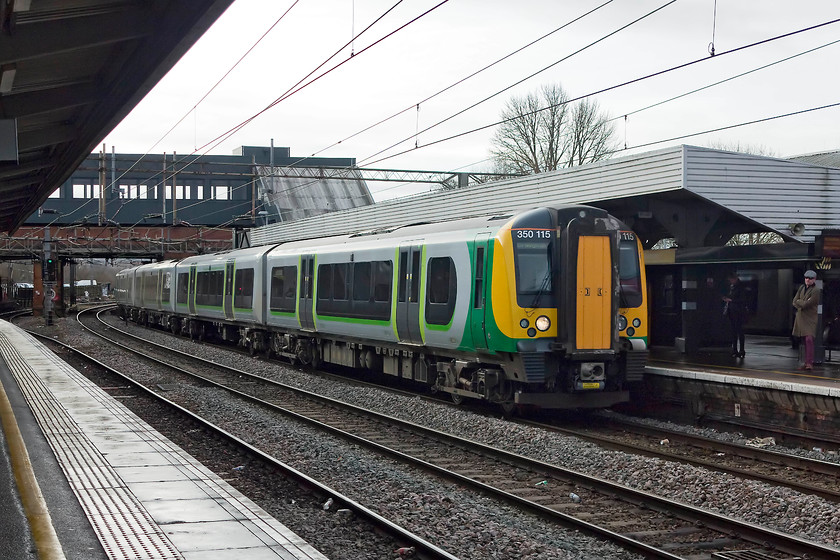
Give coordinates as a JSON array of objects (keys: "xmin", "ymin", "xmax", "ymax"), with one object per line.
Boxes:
[
  {"xmin": 142, "ymin": 273, "xmax": 159, "ymax": 305},
  {"xmin": 270, "ymin": 266, "xmax": 297, "ymax": 313},
  {"xmin": 373, "ymin": 261, "xmax": 392, "ymax": 302},
  {"xmin": 428, "ymin": 258, "xmax": 451, "ymax": 304},
  {"xmin": 234, "ymin": 268, "xmax": 254, "ymax": 310},
  {"xmin": 398, "ymin": 252, "xmax": 408, "ymax": 303},
  {"xmin": 317, "ymin": 264, "xmax": 332, "ymax": 300},
  {"xmin": 195, "ymin": 270, "xmax": 224, "ymax": 307},
  {"xmin": 474, "ymin": 247, "xmax": 485, "ymax": 308},
  {"xmin": 426, "ymin": 257, "xmax": 456, "ymax": 326},
  {"xmin": 333, "ymin": 263, "xmax": 348, "ymax": 301},
  {"xmin": 176, "ymin": 272, "xmax": 189, "ymax": 304},
  {"xmin": 410, "ymin": 251, "xmax": 421, "ymax": 303},
  {"xmin": 301, "ymin": 259, "xmax": 314, "ymax": 299},
  {"xmin": 353, "ymin": 262, "xmax": 372, "ymax": 301},
  {"xmin": 619, "ymin": 236, "xmax": 643, "ymax": 308},
  {"xmin": 313, "ymin": 260, "xmax": 392, "ymax": 320},
  {"xmin": 161, "ymin": 272, "xmax": 171, "ymax": 303}
]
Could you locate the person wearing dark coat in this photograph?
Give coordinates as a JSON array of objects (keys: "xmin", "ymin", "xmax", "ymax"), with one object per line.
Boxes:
[
  {"xmin": 723, "ymin": 273, "xmax": 748, "ymax": 358},
  {"xmin": 792, "ymin": 270, "xmax": 821, "ymax": 370}
]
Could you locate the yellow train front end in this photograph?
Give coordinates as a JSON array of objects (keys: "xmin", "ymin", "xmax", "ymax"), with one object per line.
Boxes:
[{"xmin": 487, "ymin": 206, "xmax": 647, "ymax": 409}]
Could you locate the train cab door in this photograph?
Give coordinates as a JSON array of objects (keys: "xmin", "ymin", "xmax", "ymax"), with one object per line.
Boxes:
[
  {"xmin": 188, "ymin": 265, "xmax": 197, "ymax": 315},
  {"xmin": 299, "ymin": 255, "xmax": 316, "ymax": 331},
  {"xmin": 471, "ymin": 233, "xmax": 491, "ymax": 349},
  {"xmin": 576, "ymin": 235, "xmax": 612, "ymax": 350},
  {"xmin": 224, "ymin": 260, "xmax": 235, "ymax": 320},
  {"xmin": 396, "ymin": 244, "xmax": 423, "ymax": 344}
]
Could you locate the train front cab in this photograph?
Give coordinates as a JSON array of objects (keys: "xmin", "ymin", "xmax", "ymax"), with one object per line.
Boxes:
[{"xmin": 491, "ymin": 206, "xmax": 647, "ymax": 409}]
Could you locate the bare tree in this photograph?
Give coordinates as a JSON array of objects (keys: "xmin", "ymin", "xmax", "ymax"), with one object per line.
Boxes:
[
  {"xmin": 567, "ymin": 98, "xmax": 616, "ymax": 167},
  {"xmin": 491, "ymin": 84, "xmax": 568, "ymax": 174},
  {"xmin": 491, "ymin": 84, "xmax": 616, "ymax": 174},
  {"xmin": 726, "ymin": 232, "xmax": 784, "ymax": 246},
  {"xmin": 705, "ymin": 141, "xmax": 778, "ymax": 157}
]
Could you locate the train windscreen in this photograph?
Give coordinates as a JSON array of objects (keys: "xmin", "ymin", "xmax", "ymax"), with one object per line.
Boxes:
[
  {"xmin": 619, "ymin": 232, "xmax": 643, "ymax": 308},
  {"xmin": 513, "ymin": 236, "xmax": 555, "ymax": 308}
]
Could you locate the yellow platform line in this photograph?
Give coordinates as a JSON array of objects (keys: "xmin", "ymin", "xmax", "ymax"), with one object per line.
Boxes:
[{"xmin": 0, "ymin": 377, "xmax": 66, "ymax": 560}]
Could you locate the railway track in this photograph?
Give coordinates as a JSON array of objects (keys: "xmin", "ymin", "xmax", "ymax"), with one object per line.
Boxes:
[
  {"xmin": 528, "ymin": 416, "xmax": 840, "ymax": 503},
  {"xmin": 76, "ymin": 308, "xmax": 840, "ymax": 560},
  {"xmin": 26, "ymin": 310, "xmax": 458, "ymax": 560}
]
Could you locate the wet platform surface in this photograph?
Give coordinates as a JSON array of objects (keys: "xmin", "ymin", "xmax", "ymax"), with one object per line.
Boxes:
[
  {"xmin": 0, "ymin": 319, "xmax": 328, "ymax": 560},
  {"xmin": 648, "ymin": 335, "xmax": 840, "ymax": 393}
]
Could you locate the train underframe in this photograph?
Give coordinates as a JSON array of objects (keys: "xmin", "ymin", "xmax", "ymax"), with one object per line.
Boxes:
[{"xmin": 123, "ymin": 306, "xmax": 642, "ymax": 411}]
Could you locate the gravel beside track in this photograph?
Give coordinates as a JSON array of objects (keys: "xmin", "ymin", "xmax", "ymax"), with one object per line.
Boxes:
[{"xmin": 23, "ymin": 314, "xmax": 840, "ymax": 556}]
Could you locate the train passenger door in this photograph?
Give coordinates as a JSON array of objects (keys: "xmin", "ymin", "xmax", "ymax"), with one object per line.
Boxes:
[
  {"xmin": 224, "ymin": 260, "xmax": 235, "ymax": 320},
  {"xmin": 576, "ymin": 235, "xmax": 612, "ymax": 350},
  {"xmin": 188, "ymin": 265, "xmax": 197, "ymax": 315},
  {"xmin": 471, "ymin": 233, "xmax": 490, "ymax": 349},
  {"xmin": 396, "ymin": 244, "xmax": 423, "ymax": 344},
  {"xmin": 299, "ymin": 255, "xmax": 316, "ymax": 330}
]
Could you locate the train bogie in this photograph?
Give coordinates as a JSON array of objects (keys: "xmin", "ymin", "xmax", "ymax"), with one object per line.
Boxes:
[{"xmin": 117, "ymin": 205, "xmax": 648, "ymax": 412}]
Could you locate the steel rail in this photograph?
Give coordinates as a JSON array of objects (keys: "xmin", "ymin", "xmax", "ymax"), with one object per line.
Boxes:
[
  {"xmin": 29, "ymin": 310, "xmax": 461, "ymax": 560},
  {"xmin": 87, "ymin": 308, "xmax": 840, "ymax": 560}
]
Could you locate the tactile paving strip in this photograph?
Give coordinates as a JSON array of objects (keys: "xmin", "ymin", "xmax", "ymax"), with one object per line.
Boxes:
[
  {"xmin": 0, "ymin": 323, "xmax": 327, "ymax": 560},
  {"xmin": 0, "ymin": 330, "xmax": 183, "ymax": 560}
]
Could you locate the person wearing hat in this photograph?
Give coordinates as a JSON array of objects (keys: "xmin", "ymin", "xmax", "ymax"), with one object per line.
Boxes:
[{"xmin": 792, "ymin": 270, "xmax": 821, "ymax": 370}]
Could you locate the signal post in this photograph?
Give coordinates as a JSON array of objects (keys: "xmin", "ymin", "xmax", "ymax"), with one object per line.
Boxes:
[{"xmin": 34, "ymin": 228, "xmax": 62, "ymax": 325}]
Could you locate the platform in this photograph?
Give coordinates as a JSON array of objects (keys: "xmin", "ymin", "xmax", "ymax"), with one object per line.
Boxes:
[
  {"xmin": 0, "ymin": 319, "xmax": 328, "ymax": 560},
  {"xmin": 641, "ymin": 335, "xmax": 840, "ymax": 439},
  {"xmin": 648, "ymin": 334, "xmax": 840, "ymax": 392}
]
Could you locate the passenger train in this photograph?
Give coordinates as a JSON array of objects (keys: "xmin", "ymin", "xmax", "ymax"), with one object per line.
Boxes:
[{"xmin": 115, "ymin": 205, "xmax": 648, "ymax": 411}]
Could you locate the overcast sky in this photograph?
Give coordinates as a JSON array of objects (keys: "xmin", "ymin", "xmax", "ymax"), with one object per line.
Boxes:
[{"xmin": 101, "ymin": 0, "xmax": 840, "ymax": 200}]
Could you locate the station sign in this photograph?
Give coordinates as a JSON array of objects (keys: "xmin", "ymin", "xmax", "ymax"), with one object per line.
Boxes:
[{"xmin": 816, "ymin": 230, "xmax": 840, "ymax": 258}]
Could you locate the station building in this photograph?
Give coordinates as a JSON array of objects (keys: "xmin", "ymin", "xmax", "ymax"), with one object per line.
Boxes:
[
  {"xmin": 27, "ymin": 145, "xmax": 374, "ymax": 228},
  {"xmin": 245, "ymin": 144, "xmax": 840, "ymax": 359}
]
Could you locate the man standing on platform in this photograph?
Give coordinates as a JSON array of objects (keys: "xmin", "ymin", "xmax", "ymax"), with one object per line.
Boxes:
[{"xmin": 792, "ymin": 270, "xmax": 821, "ymax": 370}]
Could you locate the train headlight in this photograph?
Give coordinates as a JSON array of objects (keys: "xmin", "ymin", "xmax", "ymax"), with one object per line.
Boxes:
[
  {"xmin": 520, "ymin": 318, "xmax": 529, "ymax": 329},
  {"xmin": 535, "ymin": 315, "xmax": 550, "ymax": 332},
  {"xmin": 618, "ymin": 315, "xmax": 628, "ymax": 331},
  {"xmin": 632, "ymin": 318, "xmax": 641, "ymax": 328},
  {"xmin": 626, "ymin": 327, "xmax": 636, "ymax": 337}
]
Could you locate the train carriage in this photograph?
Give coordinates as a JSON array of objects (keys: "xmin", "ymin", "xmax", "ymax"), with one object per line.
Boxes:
[
  {"xmin": 117, "ymin": 205, "xmax": 648, "ymax": 411},
  {"xmin": 168, "ymin": 245, "xmax": 272, "ymax": 342}
]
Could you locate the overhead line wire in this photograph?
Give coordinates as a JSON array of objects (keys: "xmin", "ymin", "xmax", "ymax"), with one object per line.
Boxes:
[
  {"xmin": 140, "ymin": 0, "xmax": 434, "ymax": 215},
  {"xmin": 262, "ymin": 0, "xmax": 678, "ymax": 201},
  {"xmin": 620, "ymin": 101, "xmax": 840, "ymax": 153},
  {"xmin": 26, "ymin": 1, "xmax": 304, "ymax": 242},
  {"xmin": 308, "ymin": 0, "xmax": 617, "ymax": 158},
  {"xmin": 364, "ymin": 37, "xmax": 840, "ymax": 198},
  {"xmin": 81, "ymin": 13, "xmax": 840, "ymax": 240},
  {"xmin": 51, "ymin": 12, "xmax": 840, "ymax": 247},
  {"xmin": 358, "ymin": 17, "xmax": 840, "ymax": 167},
  {"xmin": 108, "ymin": 1, "xmax": 302, "ymax": 220},
  {"xmin": 615, "ymin": 37, "xmax": 840, "ymax": 121},
  {"xmin": 357, "ymin": 0, "xmax": 678, "ymax": 166},
  {"xmin": 344, "ymin": 100, "xmax": 840, "ymax": 210},
  {"xmin": 94, "ymin": 0, "xmax": 449, "ymax": 244},
  {"xmin": 192, "ymin": 0, "xmax": 430, "ymax": 155},
  {"xmin": 62, "ymin": 0, "xmax": 421, "ymax": 244}
]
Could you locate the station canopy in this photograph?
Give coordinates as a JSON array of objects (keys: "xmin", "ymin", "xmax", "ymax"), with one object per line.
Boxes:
[
  {"xmin": 0, "ymin": 0, "xmax": 235, "ymax": 234},
  {"xmin": 248, "ymin": 145, "xmax": 840, "ymax": 250}
]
